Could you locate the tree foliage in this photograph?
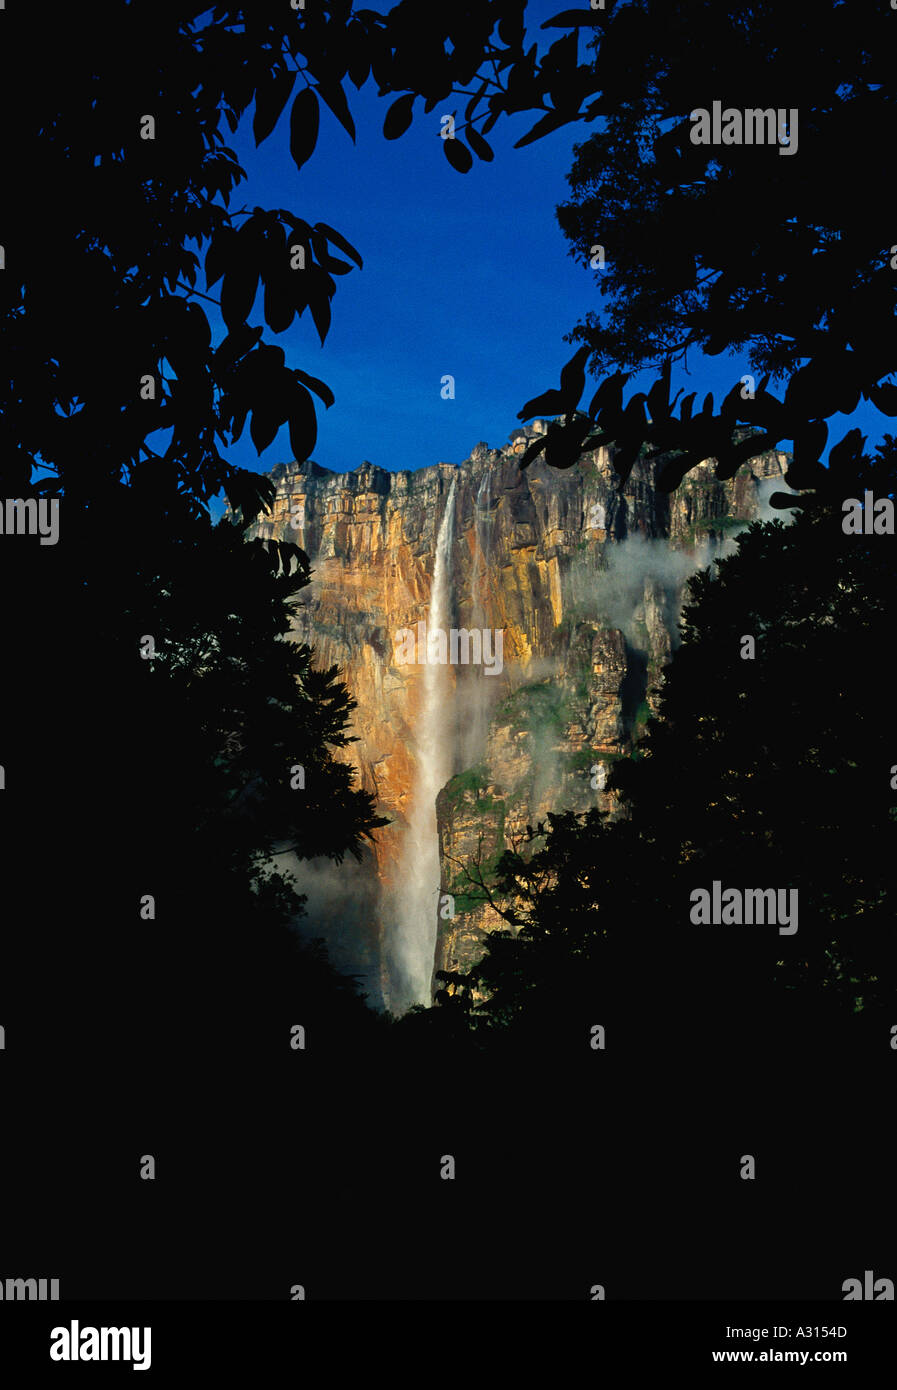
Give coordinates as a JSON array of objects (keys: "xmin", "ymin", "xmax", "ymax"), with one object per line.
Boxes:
[
  {"xmin": 7, "ymin": 3, "xmax": 894, "ymax": 516},
  {"xmin": 509, "ymin": 1, "xmax": 897, "ymax": 496}
]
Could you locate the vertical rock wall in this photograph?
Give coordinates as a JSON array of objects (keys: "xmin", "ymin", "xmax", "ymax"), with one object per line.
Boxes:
[{"xmin": 245, "ymin": 436, "xmax": 790, "ymax": 1005}]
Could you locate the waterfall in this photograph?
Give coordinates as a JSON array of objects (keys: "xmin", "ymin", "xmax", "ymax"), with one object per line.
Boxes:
[
  {"xmin": 387, "ymin": 476, "xmax": 457, "ymax": 1012},
  {"xmin": 471, "ymin": 467, "xmax": 492, "ymax": 624},
  {"xmin": 461, "ymin": 466, "xmax": 493, "ymax": 769}
]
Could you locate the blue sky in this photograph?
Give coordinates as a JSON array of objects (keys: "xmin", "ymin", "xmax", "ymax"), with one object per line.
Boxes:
[{"xmin": 168, "ymin": 0, "xmax": 890, "ymax": 521}]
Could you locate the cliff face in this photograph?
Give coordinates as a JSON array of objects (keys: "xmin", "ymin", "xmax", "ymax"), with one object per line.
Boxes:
[{"xmin": 246, "ymin": 433, "xmax": 789, "ymax": 1011}]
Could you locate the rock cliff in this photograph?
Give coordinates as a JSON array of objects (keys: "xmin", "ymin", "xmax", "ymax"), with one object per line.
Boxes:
[{"xmin": 244, "ymin": 429, "xmax": 790, "ymax": 1012}]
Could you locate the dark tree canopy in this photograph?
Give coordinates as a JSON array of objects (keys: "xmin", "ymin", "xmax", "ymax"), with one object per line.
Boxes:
[
  {"xmin": 5, "ymin": 2, "xmax": 894, "ymax": 517},
  {"xmin": 1, "ymin": 0, "xmax": 538, "ymax": 517},
  {"xmin": 505, "ymin": 2, "xmax": 897, "ymax": 496}
]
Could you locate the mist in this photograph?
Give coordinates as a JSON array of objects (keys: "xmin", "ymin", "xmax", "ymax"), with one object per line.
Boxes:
[{"xmin": 269, "ymin": 848, "xmax": 384, "ymax": 1009}]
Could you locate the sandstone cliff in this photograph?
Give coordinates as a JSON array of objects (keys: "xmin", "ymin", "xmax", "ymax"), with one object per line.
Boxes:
[{"xmin": 244, "ymin": 430, "xmax": 790, "ymax": 1012}]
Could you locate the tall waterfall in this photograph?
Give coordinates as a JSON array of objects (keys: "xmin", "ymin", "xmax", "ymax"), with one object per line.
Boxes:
[
  {"xmin": 471, "ymin": 467, "xmax": 492, "ymax": 622},
  {"xmin": 387, "ymin": 476, "xmax": 457, "ymax": 1012},
  {"xmin": 461, "ymin": 466, "xmax": 494, "ymax": 769}
]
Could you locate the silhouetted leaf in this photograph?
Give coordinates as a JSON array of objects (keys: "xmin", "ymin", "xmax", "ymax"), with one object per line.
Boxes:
[
  {"xmin": 621, "ymin": 391, "xmax": 647, "ymax": 433},
  {"xmin": 543, "ymin": 32, "xmax": 579, "ymax": 109},
  {"xmin": 467, "ymin": 127, "xmax": 494, "ymax": 162},
  {"xmin": 253, "ymin": 67, "xmax": 296, "ymax": 145},
  {"xmin": 767, "ymin": 490, "xmax": 806, "ymax": 510},
  {"xmin": 517, "ymin": 436, "xmax": 548, "ymax": 471},
  {"xmin": 263, "ymin": 227, "xmax": 295, "ymax": 334},
  {"xmin": 220, "ymin": 262, "xmax": 259, "ymax": 330},
  {"xmin": 498, "ymin": 8, "xmax": 525, "ymax": 45},
  {"xmin": 717, "ymin": 379, "xmax": 746, "ymax": 423},
  {"xmin": 545, "ymin": 422, "xmax": 588, "ymax": 470},
  {"xmin": 289, "ymin": 88, "xmax": 320, "ymax": 172},
  {"xmin": 679, "ymin": 392, "xmax": 697, "ymax": 424},
  {"xmin": 310, "ymin": 229, "xmax": 353, "ymax": 275},
  {"xmin": 264, "ymin": 287, "xmax": 294, "ymax": 334},
  {"xmin": 827, "ymin": 428, "xmax": 866, "ymax": 478},
  {"xmin": 443, "ymin": 136, "xmax": 473, "ymax": 172},
  {"xmin": 588, "ymin": 371, "xmax": 629, "ymax": 420},
  {"xmin": 558, "ymin": 345, "xmax": 590, "ymax": 412},
  {"xmin": 783, "ymin": 456, "xmax": 825, "ymax": 490},
  {"xmin": 726, "ymin": 431, "xmax": 778, "ymax": 474},
  {"xmin": 345, "ymin": 20, "xmax": 371, "ymax": 89},
  {"xmin": 205, "ymin": 226, "xmax": 238, "ymax": 290},
  {"xmin": 713, "ymin": 433, "xmax": 762, "ymax": 481},
  {"xmin": 791, "ymin": 419, "xmax": 829, "ymax": 474},
  {"xmin": 313, "ymin": 222, "xmax": 363, "ymax": 270},
  {"xmin": 465, "ymin": 79, "xmax": 488, "ymax": 122},
  {"xmin": 785, "ymin": 359, "xmax": 841, "ymax": 418},
  {"xmin": 294, "ymin": 368, "xmax": 335, "ymax": 409},
  {"xmin": 224, "ymin": 467, "xmax": 276, "ymax": 524},
  {"xmin": 518, "ymin": 387, "xmax": 566, "ymax": 419},
  {"xmin": 645, "ymin": 362, "xmax": 672, "ymax": 422},
  {"xmin": 287, "ymin": 247, "xmax": 311, "ymax": 319},
  {"xmin": 655, "ymin": 451, "xmax": 700, "ymax": 492},
  {"xmin": 384, "ymin": 93, "xmax": 415, "ymax": 139},
  {"xmin": 504, "ymin": 41, "xmax": 539, "ymax": 112},
  {"xmin": 742, "ymin": 384, "xmax": 788, "ymax": 436},
  {"xmin": 482, "ymin": 106, "xmax": 501, "ymax": 135},
  {"xmin": 306, "ymin": 267, "xmax": 334, "ymax": 345},
  {"xmin": 610, "ymin": 435, "xmax": 641, "ymax": 481},
  {"xmin": 250, "ymin": 401, "xmax": 280, "ymax": 456},
  {"xmin": 317, "ymin": 82, "xmax": 356, "ymax": 142},
  {"xmin": 214, "ymin": 324, "xmax": 263, "ymax": 371},
  {"xmin": 514, "ymin": 107, "xmax": 573, "ymax": 148},
  {"xmin": 288, "ymin": 382, "xmax": 317, "ymax": 461},
  {"xmin": 246, "ymin": 344, "xmax": 286, "ymax": 377}
]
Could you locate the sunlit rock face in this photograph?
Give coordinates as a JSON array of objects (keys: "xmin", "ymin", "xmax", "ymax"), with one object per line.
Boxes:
[{"xmin": 245, "ymin": 434, "xmax": 789, "ymax": 1008}]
